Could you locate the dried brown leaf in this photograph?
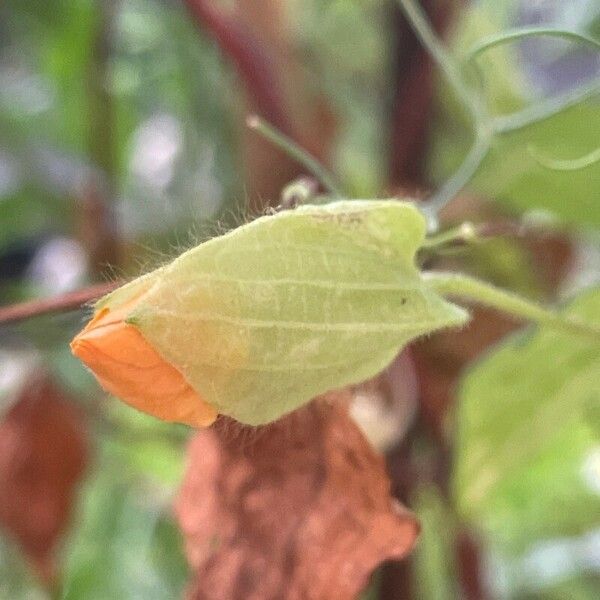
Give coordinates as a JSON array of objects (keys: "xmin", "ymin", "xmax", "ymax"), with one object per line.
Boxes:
[
  {"xmin": 0, "ymin": 374, "xmax": 89, "ymax": 582},
  {"xmin": 176, "ymin": 397, "xmax": 419, "ymax": 600}
]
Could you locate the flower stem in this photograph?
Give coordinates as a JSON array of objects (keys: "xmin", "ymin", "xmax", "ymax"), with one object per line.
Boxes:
[
  {"xmin": 421, "ymin": 222, "xmax": 478, "ymax": 249},
  {"xmin": 0, "ymin": 282, "xmax": 120, "ymax": 326},
  {"xmin": 425, "ymin": 271, "xmax": 600, "ymax": 339}
]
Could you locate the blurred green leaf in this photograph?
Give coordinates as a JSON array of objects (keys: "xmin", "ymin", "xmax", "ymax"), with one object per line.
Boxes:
[
  {"xmin": 103, "ymin": 400, "xmax": 188, "ymax": 486},
  {"xmin": 516, "ymin": 574, "xmax": 600, "ymax": 600},
  {"xmin": 0, "ymin": 535, "xmax": 46, "ymax": 599},
  {"xmin": 430, "ymin": 2, "xmax": 600, "ymax": 229},
  {"xmin": 476, "ymin": 100, "xmax": 600, "ymax": 229},
  {"xmin": 453, "ymin": 287, "xmax": 600, "ymax": 550},
  {"xmin": 61, "ymin": 435, "xmax": 188, "ymax": 599},
  {"xmin": 413, "ymin": 487, "xmax": 458, "ymax": 600},
  {"xmin": 0, "ymin": 188, "xmax": 72, "ymax": 251}
]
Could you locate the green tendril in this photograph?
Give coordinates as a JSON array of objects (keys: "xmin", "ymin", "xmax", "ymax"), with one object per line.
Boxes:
[
  {"xmin": 397, "ymin": 0, "xmax": 600, "ymax": 222},
  {"xmin": 494, "ymin": 77, "xmax": 600, "ymax": 133},
  {"xmin": 528, "ymin": 144, "xmax": 600, "ymax": 171},
  {"xmin": 464, "ymin": 27, "xmax": 600, "ymax": 66}
]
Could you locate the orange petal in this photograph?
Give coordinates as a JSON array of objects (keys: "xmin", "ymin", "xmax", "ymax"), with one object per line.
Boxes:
[{"xmin": 71, "ymin": 310, "xmax": 217, "ymax": 428}]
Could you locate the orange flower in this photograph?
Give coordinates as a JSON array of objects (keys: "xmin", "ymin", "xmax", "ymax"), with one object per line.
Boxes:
[{"xmin": 70, "ymin": 295, "xmax": 218, "ymax": 428}]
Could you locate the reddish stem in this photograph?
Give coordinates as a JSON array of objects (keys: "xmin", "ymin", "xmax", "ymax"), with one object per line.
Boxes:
[
  {"xmin": 183, "ymin": 0, "xmax": 291, "ymax": 133},
  {"xmin": 456, "ymin": 530, "xmax": 489, "ymax": 600},
  {"xmin": 0, "ymin": 282, "xmax": 119, "ymax": 326},
  {"xmin": 388, "ymin": 0, "xmax": 455, "ymax": 188}
]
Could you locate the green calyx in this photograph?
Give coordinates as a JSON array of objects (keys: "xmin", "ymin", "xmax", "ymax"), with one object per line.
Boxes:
[{"xmin": 95, "ymin": 200, "xmax": 599, "ymax": 426}]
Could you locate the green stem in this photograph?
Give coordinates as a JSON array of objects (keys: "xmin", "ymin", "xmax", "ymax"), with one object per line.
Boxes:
[
  {"xmin": 421, "ymin": 222, "xmax": 477, "ymax": 249},
  {"xmin": 246, "ymin": 115, "xmax": 344, "ymax": 198},
  {"xmin": 398, "ymin": 0, "xmax": 600, "ymax": 221},
  {"xmin": 397, "ymin": 0, "xmax": 478, "ymax": 117},
  {"xmin": 425, "ymin": 271, "xmax": 600, "ymax": 339},
  {"xmin": 423, "ymin": 129, "xmax": 492, "ymax": 220},
  {"xmin": 397, "ymin": 0, "xmax": 491, "ymax": 222}
]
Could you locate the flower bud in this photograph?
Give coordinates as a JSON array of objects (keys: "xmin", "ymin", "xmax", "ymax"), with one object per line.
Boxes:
[{"xmin": 71, "ymin": 200, "xmax": 468, "ymax": 427}]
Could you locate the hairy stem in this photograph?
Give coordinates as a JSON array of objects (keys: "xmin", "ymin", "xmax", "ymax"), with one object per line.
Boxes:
[{"xmin": 425, "ymin": 272, "xmax": 600, "ymax": 339}]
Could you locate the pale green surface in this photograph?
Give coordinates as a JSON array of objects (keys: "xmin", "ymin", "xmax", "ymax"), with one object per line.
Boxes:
[
  {"xmin": 453, "ymin": 288, "xmax": 600, "ymax": 550},
  {"xmin": 107, "ymin": 200, "xmax": 467, "ymax": 425}
]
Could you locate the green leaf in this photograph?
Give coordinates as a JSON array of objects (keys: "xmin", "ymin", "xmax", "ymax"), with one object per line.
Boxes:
[
  {"xmin": 108, "ymin": 200, "xmax": 468, "ymax": 425},
  {"xmin": 453, "ymin": 287, "xmax": 600, "ymax": 550},
  {"xmin": 476, "ymin": 100, "xmax": 600, "ymax": 229}
]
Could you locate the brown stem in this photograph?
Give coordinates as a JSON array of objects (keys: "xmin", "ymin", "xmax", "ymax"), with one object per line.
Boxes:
[
  {"xmin": 0, "ymin": 282, "xmax": 119, "ymax": 326},
  {"xmin": 82, "ymin": 0, "xmax": 120, "ymax": 274},
  {"xmin": 183, "ymin": 0, "xmax": 291, "ymax": 133},
  {"xmin": 456, "ymin": 530, "xmax": 489, "ymax": 600},
  {"xmin": 388, "ymin": 0, "xmax": 456, "ymax": 189}
]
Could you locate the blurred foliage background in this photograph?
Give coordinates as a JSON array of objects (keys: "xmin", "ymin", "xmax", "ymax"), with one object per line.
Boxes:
[{"xmin": 0, "ymin": 0, "xmax": 598, "ymax": 598}]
